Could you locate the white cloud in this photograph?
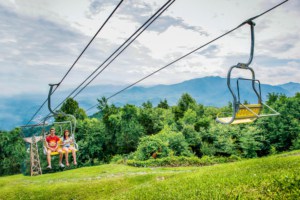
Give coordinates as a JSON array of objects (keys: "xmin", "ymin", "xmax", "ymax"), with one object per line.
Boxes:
[
  {"xmin": 0, "ymin": 0, "xmax": 299, "ymax": 100},
  {"xmin": 1, "ymin": 0, "xmax": 300, "ymax": 130}
]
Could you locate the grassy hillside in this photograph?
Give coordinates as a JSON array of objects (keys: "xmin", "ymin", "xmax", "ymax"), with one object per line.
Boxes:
[{"xmin": 1, "ymin": 151, "xmax": 300, "ymax": 200}]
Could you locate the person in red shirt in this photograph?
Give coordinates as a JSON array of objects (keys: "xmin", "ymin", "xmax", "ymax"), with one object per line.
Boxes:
[{"xmin": 46, "ymin": 128, "xmax": 64, "ymax": 169}]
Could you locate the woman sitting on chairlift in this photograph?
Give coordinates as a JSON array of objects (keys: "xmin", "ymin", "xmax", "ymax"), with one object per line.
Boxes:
[{"xmin": 62, "ymin": 130, "xmax": 77, "ymax": 166}]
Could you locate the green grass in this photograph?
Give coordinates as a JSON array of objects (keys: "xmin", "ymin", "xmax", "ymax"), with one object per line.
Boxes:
[{"xmin": 1, "ymin": 151, "xmax": 300, "ymax": 200}]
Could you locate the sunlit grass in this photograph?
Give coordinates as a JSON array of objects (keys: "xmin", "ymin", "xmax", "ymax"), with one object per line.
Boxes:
[{"xmin": 0, "ymin": 150, "xmax": 299, "ymax": 200}]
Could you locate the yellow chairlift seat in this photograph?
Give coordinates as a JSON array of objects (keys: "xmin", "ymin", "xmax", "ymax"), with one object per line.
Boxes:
[
  {"xmin": 217, "ymin": 104, "xmax": 262, "ymax": 125},
  {"xmin": 217, "ymin": 102, "xmax": 279, "ymax": 125},
  {"xmin": 43, "ymin": 139, "xmax": 78, "ymax": 156}
]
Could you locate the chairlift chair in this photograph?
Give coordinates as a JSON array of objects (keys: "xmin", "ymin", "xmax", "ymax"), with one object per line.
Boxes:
[
  {"xmin": 216, "ymin": 20, "xmax": 279, "ymax": 125},
  {"xmin": 42, "ymin": 83, "xmax": 78, "ymax": 156}
]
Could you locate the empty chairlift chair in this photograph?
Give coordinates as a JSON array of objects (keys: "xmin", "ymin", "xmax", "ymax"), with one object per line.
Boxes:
[{"xmin": 216, "ymin": 20, "xmax": 279, "ymax": 125}]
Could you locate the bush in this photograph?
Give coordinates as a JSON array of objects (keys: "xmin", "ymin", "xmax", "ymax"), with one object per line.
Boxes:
[
  {"xmin": 110, "ymin": 154, "xmax": 126, "ymax": 164},
  {"xmin": 133, "ymin": 126, "xmax": 193, "ymax": 161},
  {"xmin": 0, "ymin": 128, "xmax": 26, "ymax": 176},
  {"xmin": 201, "ymin": 142, "xmax": 216, "ymax": 156},
  {"xmin": 157, "ymin": 131, "xmax": 192, "ymax": 157},
  {"xmin": 291, "ymin": 138, "xmax": 300, "ymax": 150},
  {"xmin": 134, "ymin": 137, "xmax": 170, "ymax": 161},
  {"xmin": 127, "ymin": 155, "xmax": 241, "ymax": 167}
]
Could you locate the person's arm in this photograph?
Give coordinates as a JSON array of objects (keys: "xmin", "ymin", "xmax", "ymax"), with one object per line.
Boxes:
[
  {"xmin": 70, "ymin": 136, "xmax": 74, "ymax": 144},
  {"xmin": 45, "ymin": 137, "xmax": 50, "ymax": 149},
  {"xmin": 49, "ymin": 145, "xmax": 56, "ymax": 151},
  {"xmin": 54, "ymin": 137, "xmax": 60, "ymax": 150}
]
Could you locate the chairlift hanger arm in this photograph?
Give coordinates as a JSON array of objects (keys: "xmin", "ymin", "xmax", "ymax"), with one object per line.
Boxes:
[
  {"xmin": 45, "ymin": 83, "xmax": 77, "ymax": 138},
  {"xmin": 237, "ymin": 20, "xmax": 255, "ymax": 69},
  {"xmin": 48, "ymin": 83, "xmax": 60, "ymax": 115}
]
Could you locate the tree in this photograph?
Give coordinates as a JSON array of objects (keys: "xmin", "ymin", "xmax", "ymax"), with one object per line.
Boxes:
[
  {"xmin": 60, "ymin": 98, "xmax": 79, "ymax": 115},
  {"xmin": 58, "ymin": 98, "xmax": 87, "ymax": 120},
  {"xmin": 104, "ymin": 113, "xmax": 121, "ymax": 156},
  {"xmin": 200, "ymin": 123, "xmax": 239, "ymax": 157},
  {"xmin": 134, "ymin": 136, "xmax": 169, "ymax": 161},
  {"xmin": 155, "ymin": 126, "xmax": 192, "ymax": 157},
  {"xmin": 195, "ymin": 117, "xmax": 211, "ymax": 131},
  {"xmin": 178, "ymin": 109, "xmax": 197, "ymax": 127},
  {"xmin": 261, "ymin": 94, "xmax": 300, "ymax": 152},
  {"xmin": 239, "ymin": 126, "xmax": 263, "ymax": 158},
  {"xmin": 97, "ymin": 96, "xmax": 109, "ymax": 112},
  {"xmin": 174, "ymin": 93, "xmax": 197, "ymax": 120},
  {"xmin": 157, "ymin": 99, "xmax": 169, "ymax": 109},
  {"xmin": 139, "ymin": 106, "xmax": 164, "ymax": 135},
  {"xmin": 182, "ymin": 125, "xmax": 202, "ymax": 156},
  {"xmin": 96, "ymin": 100, "xmax": 120, "ymax": 157},
  {"xmin": 0, "ymin": 128, "xmax": 26, "ymax": 176},
  {"xmin": 76, "ymin": 118, "xmax": 106, "ymax": 164},
  {"xmin": 133, "ymin": 126, "xmax": 192, "ymax": 160},
  {"xmin": 97, "ymin": 97, "xmax": 119, "ymax": 125},
  {"xmin": 116, "ymin": 104, "xmax": 145, "ymax": 154},
  {"xmin": 266, "ymin": 93, "xmax": 279, "ymax": 105},
  {"xmin": 142, "ymin": 101, "xmax": 153, "ymax": 109}
]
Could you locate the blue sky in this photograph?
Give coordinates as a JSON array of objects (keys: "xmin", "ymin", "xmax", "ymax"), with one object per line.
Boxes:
[{"xmin": 0, "ymin": 0, "xmax": 299, "ymax": 99}]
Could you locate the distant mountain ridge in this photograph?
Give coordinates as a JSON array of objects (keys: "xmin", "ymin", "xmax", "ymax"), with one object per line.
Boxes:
[
  {"xmin": 1, "ymin": 76, "xmax": 299, "ymax": 131},
  {"xmin": 86, "ymin": 76, "xmax": 298, "ymax": 107}
]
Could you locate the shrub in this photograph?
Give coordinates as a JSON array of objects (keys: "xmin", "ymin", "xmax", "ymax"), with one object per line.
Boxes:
[
  {"xmin": 201, "ymin": 142, "xmax": 216, "ymax": 156},
  {"xmin": 291, "ymin": 138, "xmax": 300, "ymax": 150},
  {"xmin": 134, "ymin": 137, "xmax": 170, "ymax": 161},
  {"xmin": 157, "ymin": 131, "xmax": 192, "ymax": 157},
  {"xmin": 133, "ymin": 126, "xmax": 193, "ymax": 161},
  {"xmin": 110, "ymin": 154, "xmax": 126, "ymax": 164},
  {"xmin": 127, "ymin": 155, "xmax": 241, "ymax": 167}
]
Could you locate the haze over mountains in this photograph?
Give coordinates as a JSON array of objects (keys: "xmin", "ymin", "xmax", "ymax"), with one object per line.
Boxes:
[{"xmin": 1, "ymin": 76, "xmax": 299, "ymax": 131}]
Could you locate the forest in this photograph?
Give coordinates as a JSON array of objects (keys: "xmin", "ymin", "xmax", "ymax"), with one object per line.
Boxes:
[{"xmin": 0, "ymin": 92, "xmax": 299, "ymax": 176}]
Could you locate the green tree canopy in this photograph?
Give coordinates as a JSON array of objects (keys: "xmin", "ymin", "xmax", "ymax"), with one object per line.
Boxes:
[
  {"xmin": 174, "ymin": 93, "xmax": 197, "ymax": 120},
  {"xmin": 58, "ymin": 98, "xmax": 87, "ymax": 120},
  {"xmin": 157, "ymin": 99, "xmax": 169, "ymax": 109}
]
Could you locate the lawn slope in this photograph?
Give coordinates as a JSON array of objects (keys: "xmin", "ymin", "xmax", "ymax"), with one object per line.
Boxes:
[{"xmin": 0, "ymin": 151, "xmax": 300, "ymax": 200}]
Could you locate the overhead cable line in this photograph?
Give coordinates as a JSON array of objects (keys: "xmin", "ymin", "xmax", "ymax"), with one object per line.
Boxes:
[
  {"xmin": 25, "ymin": 0, "xmax": 124, "ymax": 125},
  {"xmin": 50, "ymin": 0, "xmax": 175, "ymax": 113},
  {"xmin": 86, "ymin": 0, "xmax": 289, "ymax": 112},
  {"xmin": 72, "ymin": 0, "xmax": 175, "ymax": 99}
]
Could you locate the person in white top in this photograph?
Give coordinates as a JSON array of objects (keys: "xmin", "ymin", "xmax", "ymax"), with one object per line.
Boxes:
[{"xmin": 62, "ymin": 130, "xmax": 77, "ymax": 166}]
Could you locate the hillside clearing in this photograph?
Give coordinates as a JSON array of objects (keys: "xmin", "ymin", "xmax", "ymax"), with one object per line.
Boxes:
[{"xmin": 0, "ymin": 151, "xmax": 300, "ymax": 200}]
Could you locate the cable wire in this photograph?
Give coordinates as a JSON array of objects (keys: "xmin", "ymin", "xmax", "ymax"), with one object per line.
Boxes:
[
  {"xmin": 25, "ymin": 0, "xmax": 124, "ymax": 125},
  {"xmin": 50, "ymin": 0, "xmax": 174, "ymax": 113},
  {"xmin": 86, "ymin": 0, "xmax": 289, "ymax": 112},
  {"xmin": 72, "ymin": 0, "xmax": 175, "ymax": 99}
]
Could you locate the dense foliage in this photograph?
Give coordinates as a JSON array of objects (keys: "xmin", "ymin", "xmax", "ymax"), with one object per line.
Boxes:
[
  {"xmin": 0, "ymin": 92, "xmax": 299, "ymax": 176},
  {"xmin": 0, "ymin": 128, "xmax": 26, "ymax": 175}
]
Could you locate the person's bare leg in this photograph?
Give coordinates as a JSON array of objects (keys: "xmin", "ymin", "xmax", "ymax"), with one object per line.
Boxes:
[
  {"xmin": 47, "ymin": 149, "xmax": 52, "ymax": 168},
  {"xmin": 63, "ymin": 147, "xmax": 69, "ymax": 166},
  {"xmin": 59, "ymin": 150, "xmax": 63, "ymax": 166},
  {"xmin": 72, "ymin": 148, "xmax": 77, "ymax": 165}
]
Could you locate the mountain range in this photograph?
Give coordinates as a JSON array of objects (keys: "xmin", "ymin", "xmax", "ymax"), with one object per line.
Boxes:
[{"xmin": 1, "ymin": 76, "xmax": 299, "ymax": 131}]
